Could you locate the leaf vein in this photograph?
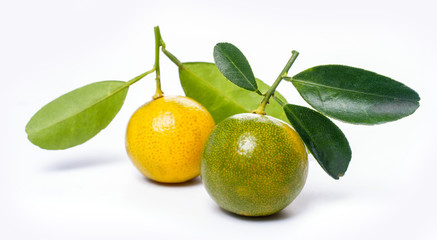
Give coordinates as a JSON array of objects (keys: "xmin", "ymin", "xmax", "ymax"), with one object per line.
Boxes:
[{"xmin": 291, "ymin": 79, "xmax": 418, "ymax": 103}]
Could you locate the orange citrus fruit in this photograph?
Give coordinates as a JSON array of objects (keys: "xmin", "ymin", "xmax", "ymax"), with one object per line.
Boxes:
[
  {"xmin": 201, "ymin": 113, "xmax": 308, "ymax": 216},
  {"xmin": 126, "ymin": 95, "xmax": 215, "ymax": 183}
]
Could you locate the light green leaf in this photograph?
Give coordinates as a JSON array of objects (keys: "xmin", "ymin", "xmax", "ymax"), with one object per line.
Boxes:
[
  {"xmin": 179, "ymin": 62, "xmax": 288, "ymax": 123},
  {"xmin": 26, "ymin": 81, "xmax": 129, "ymax": 150}
]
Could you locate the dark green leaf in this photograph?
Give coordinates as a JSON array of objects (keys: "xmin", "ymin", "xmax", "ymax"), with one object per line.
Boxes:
[
  {"xmin": 283, "ymin": 104, "xmax": 351, "ymax": 179},
  {"xmin": 179, "ymin": 62, "xmax": 288, "ymax": 123},
  {"xmin": 291, "ymin": 65, "xmax": 420, "ymax": 124},
  {"xmin": 26, "ymin": 81, "xmax": 129, "ymax": 150},
  {"xmin": 213, "ymin": 42, "xmax": 258, "ymax": 92}
]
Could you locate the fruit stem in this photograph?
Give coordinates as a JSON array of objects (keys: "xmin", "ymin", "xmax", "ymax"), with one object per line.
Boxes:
[
  {"xmin": 153, "ymin": 26, "xmax": 164, "ymax": 100},
  {"xmin": 252, "ymin": 50, "xmax": 299, "ymax": 115}
]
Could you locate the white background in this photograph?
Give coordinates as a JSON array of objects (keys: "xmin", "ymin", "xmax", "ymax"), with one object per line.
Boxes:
[{"xmin": 1, "ymin": 0, "xmax": 436, "ymax": 239}]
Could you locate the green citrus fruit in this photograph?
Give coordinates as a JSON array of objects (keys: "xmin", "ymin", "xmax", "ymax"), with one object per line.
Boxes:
[{"xmin": 201, "ymin": 113, "xmax": 308, "ymax": 216}]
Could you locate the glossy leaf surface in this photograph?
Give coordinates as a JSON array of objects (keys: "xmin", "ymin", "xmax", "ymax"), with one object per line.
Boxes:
[
  {"xmin": 291, "ymin": 65, "xmax": 420, "ymax": 124},
  {"xmin": 283, "ymin": 104, "xmax": 351, "ymax": 179},
  {"xmin": 213, "ymin": 42, "xmax": 258, "ymax": 91},
  {"xmin": 26, "ymin": 81, "xmax": 129, "ymax": 150},
  {"xmin": 179, "ymin": 62, "xmax": 288, "ymax": 123}
]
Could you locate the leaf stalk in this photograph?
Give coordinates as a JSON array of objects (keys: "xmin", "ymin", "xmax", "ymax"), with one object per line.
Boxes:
[{"xmin": 126, "ymin": 68, "xmax": 156, "ymax": 86}]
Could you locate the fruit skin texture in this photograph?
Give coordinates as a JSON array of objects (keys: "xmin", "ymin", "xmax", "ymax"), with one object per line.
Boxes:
[
  {"xmin": 201, "ymin": 113, "xmax": 308, "ymax": 216},
  {"xmin": 126, "ymin": 95, "xmax": 215, "ymax": 183}
]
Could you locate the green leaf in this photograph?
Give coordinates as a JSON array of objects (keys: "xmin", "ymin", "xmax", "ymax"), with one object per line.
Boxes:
[
  {"xmin": 291, "ymin": 65, "xmax": 420, "ymax": 125},
  {"xmin": 26, "ymin": 81, "xmax": 129, "ymax": 150},
  {"xmin": 179, "ymin": 62, "xmax": 288, "ymax": 123},
  {"xmin": 213, "ymin": 42, "xmax": 258, "ymax": 92},
  {"xmin": 283, "ymin": 104, "xmax": 351, "ymax": 179}
]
